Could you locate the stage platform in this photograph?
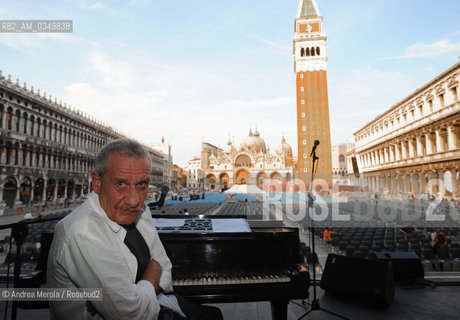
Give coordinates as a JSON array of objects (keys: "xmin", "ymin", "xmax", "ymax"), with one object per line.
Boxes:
[{"xmin": 3, "ymin": 283, "xmax": 459, "ymax": 320}]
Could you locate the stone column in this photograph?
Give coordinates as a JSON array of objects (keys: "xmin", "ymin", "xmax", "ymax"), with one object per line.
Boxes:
[
  {"xmin": 389, "ymin": 145, "xmax": 394, "ymax": 162},
  {"xmin": 20, "ymin": 149, "xmax": 25, "ymax": 166},
  {"xmin": 401, "ymin": 141, "xmax": 408, "ymax": 159},
  {"xmin": 16, "ymin": 187, "xmax": 20, "ymax": 202},
  {"xmin": 431, "ymin": 132, "xmax": 438, "ymax": 153},
  {"xmin": 42, "ymin": 181, "xmax": 47, "ymax": 203},
  {"xmin": 411, "ymin": 173, "xmax": 419, "ymax": 195},
  {"xmin": 440, "ymin": 129, "xmax": 448, "ymax": 152},
  {"xmin": 26, "ymin": 118, "xmax": 31, "ymax": 135},
  {"xmin": 395, "ymin": 144, "xmax": 400, "ymax": 161},
  {"xmin": 408, "ymin": 139, "xmax": 415, "ymax": 158},
  {"xmin": 438, "ymin": 171, "xmax": 446, "ymax": 196},
  {"xmin": 53, "ymin": 186, "xmax": 58, "ymax": 203},
  {"xmin": 419, "ymin": 173, "xmax": 427, "ymax": 194},
  {"xmin": 447, "ymin": 124, "xmax": 457, "ymax": 150},
  {"xmin": 18, "ymin": 115, "xmax": 24, "ymax": 133},
  {"xmin": 450, "ymin": 169, "xmax": 459, "ymax": 197},
  {"xmin": 416, "ymin": 136, "xmax": 423, "ymax": 156},
  {"xmin": 383, "ymin": 147, "xmax": 387, "ymax": 164},
  {"xmin": 426, "ymin": 172, "xmax": 438, "ymax": 195},
  {"xmin": 31, "ymin": 185, "xmax": 36, "ymax": 203},
  {"xmin": 12, "ymin": 113, "xmax": 18, "ymax": 131},
  {"xmin": 379, "ymin": 175, "xmax": 385, "ymax": 192},
  {"xmin": 425, "ymin": 133, "xmax": 432, "ymax": 154},
  {"xmin": 25, "ymin": 150, "xmax": 30, "ymax": 167},
  {"xmin": 397, "ymin": 175, "xmax": 403, "ymax": 194},
  {"xmin": 402, "ymin": 174, "xmax": 409, "ymax": 194},
  {"xmin": 10, "ymin": 148, "xmax": 16, "ymax": 165}
]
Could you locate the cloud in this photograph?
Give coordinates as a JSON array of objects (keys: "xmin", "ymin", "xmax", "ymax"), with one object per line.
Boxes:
[
  {"xmin": 127, "ymin": 0, "xmax": 151, "ymax": 6},
  {"xmin": 61, "ymin": 48, "xmax": 297, "ymax": 165},
  {"xmin": 68, "ymin": 0, "xmax": 131, "ymax": 18},
  {"xmin": 87, "ymin": 2, "xmax": 105, "ymax": 10},
  {"xmin": 422, "ymin": 66, "xmax": 434, "ymax": 72},
  {"xmin": 390, "ymin": 39, "xmax": 460, "ymax": 59},
  {"xmin": 214, "ymin": 96, "xmax": 294, "ymax": 111},
  {"xmin": 244, "ymin": 33, "xmax": 291, "ymax": 53},
  {"xmin": 0, "ymin": 32, "xmax": 99, "ymax": 54},
  {"xmin": 328, "ymin": 66, "xmax": 416, "ymax": 143},
  {"xmin": 60, "ymin": 49, "xmax": 247, "ymax": 165},
  {"xmin": 0, "ymin": 34, "xmax": 44, "ymax": 53}
]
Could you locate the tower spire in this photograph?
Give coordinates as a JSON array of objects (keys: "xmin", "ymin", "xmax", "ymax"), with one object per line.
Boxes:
[{"xmin": 297, "ymin": 0, "xmax": 321, "ymax": 18}]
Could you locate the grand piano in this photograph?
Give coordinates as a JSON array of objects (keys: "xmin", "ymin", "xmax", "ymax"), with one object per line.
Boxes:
[{"xmin": 154, "ymin": 216, "xmax": 310, "ymax": 320}]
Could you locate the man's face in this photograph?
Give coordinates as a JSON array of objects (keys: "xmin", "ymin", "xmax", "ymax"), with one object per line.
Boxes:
[{"xmin": 92, "ymin": 154, "xmax": 151, "ymax": 225}]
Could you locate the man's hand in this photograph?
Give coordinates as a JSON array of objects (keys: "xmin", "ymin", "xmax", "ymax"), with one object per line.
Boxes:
[{"xmin": 141, "ymin": 259, "xmax": 163, "ymax": 294}]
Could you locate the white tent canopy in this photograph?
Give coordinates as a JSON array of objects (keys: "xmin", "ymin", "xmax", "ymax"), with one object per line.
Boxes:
[{"xmin": 223, "ymin": 184, "xmax": 264, "ymax": 194}]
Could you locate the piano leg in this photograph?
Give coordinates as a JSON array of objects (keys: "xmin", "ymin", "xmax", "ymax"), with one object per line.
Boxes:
[{"xmin": 271, "ymin": 300, "xmax": 288, "ymax": 320}]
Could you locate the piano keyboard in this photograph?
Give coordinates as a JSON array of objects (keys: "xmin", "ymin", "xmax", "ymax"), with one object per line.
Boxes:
[{"xmin": 173, "ymin": 274, "xmax": 291, "ymax": 287}]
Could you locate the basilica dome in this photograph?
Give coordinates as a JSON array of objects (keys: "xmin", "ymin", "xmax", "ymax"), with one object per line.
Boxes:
[
  {"xmin": 275, "ymin": 136, "xmax": 292, "ymax": 155},
  {"xmin": 241, "ymin": 129, "xmax": 266, "ymax": 153}
]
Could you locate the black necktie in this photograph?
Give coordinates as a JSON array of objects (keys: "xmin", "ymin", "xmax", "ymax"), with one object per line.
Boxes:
[{"xmin": 122, "ymin": 223, "xmax": 151, "ymax": 283}]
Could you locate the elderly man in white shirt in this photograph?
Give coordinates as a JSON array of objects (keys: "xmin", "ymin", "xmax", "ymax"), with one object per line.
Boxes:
[{"xmin": 47, "ymin": 138, "xmax": 222, "ymax": 320}]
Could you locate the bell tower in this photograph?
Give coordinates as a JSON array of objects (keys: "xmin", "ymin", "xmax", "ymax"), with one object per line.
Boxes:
[{"xmin": 294, "ymin": 0, "xmax": 332, "ymax": 186}]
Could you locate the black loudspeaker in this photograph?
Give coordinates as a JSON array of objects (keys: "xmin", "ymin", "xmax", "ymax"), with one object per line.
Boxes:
[
  {"xmin": 320, "ymin": 254, "xmax": 394, "ymax": 305},
  {"xmin": 375, "ymin": 251, "xmax": 424, "ymax": 282}
]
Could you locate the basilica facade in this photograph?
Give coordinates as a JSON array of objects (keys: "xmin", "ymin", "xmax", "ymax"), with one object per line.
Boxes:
[{"xmin": 198, "ymin": 129, "xmax": 296, "ymax": 190}]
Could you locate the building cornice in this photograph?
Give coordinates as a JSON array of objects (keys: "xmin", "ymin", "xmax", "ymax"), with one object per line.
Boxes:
[{"xmin": 354, "ymin": 61, "xmax": 460, "ymax": 136}]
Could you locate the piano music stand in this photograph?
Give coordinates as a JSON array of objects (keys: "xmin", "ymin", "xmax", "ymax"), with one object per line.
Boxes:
[{"xmin": 297, "ymin": 147, "xmax": 348, "ymax": 320}]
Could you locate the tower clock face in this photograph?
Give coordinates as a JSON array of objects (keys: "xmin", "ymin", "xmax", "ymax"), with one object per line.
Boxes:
[{"xmin": 299, "ymin": 22, "xmax": 320, "ymax": 34}]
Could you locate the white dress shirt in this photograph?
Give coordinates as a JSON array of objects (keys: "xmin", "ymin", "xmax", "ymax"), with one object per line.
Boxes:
[{"xmin": 47, "ymin": 191, "xmax": 173, "ymax": 320}]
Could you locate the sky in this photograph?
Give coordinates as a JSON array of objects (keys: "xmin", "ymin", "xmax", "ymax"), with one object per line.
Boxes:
[{"xmin": 1, "ymin": 0, "xmax": 459, "ymax": 166}]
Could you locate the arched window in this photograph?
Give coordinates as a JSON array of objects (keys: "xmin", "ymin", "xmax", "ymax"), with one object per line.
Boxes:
[
  {"xmin": 0, "ymin": 104, "xmax": 4, "ymax": 129},
  {"xmin": 300, "ymin": 48, "xmax": 304, "ymax": 57},
  {"xmin": 306, "ymin": 47, "xmax": 310, "ymax": 56},
  {"xmin": 42, "ymin": 120, "xmax": 47, "ymax": 139},
  {"xmin": 311, "ymin": 47, "xmax": 315, "ymax": 56},
  {"xmin": 235, "ymin": 154, "xmax": 252, "ymax": 168},
  {"xmin": 6, "ymin": 107, "xmax": 13, "ymax": 130},
  {"xmin": 316, "ymin": 47, "xmax": 320, "ymax": 55},
  {"xmin": 339, "ymin": 154, "xmax": 345, "ymax": 162},
  {"xmin": 23, "ymin": 112, "xmax": 28, "ymax": 134},
  {"xmin": 15, "ymin": 109, "xmax": 21, "ymax": 132},
  {"xmin": 36, "ymin": 118, "xmax": 41, "ymax": 138}
]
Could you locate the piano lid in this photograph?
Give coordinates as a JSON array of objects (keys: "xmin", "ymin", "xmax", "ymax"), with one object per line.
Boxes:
[{"xmin": 153, "ymin": 218, "xmax": 251, "ymax": 233}]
